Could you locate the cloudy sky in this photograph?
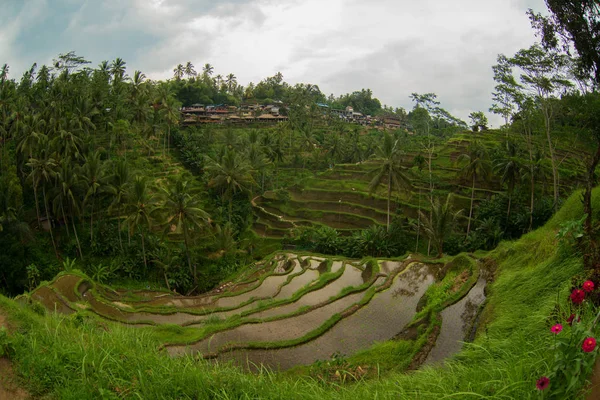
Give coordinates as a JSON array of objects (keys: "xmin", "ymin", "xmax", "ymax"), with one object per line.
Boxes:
[{"xmin": 2, "ymin": 0, "xmax": 547, "ymax": 126}]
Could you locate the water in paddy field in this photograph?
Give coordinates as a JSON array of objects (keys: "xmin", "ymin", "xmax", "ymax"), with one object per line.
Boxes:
[
  {"xmin": 214, "ymin": 262, "xmax": 435, "ymax": 370},
  {"xmin": 424, "ymin": 277, "xmax": 487, "ymax": 365}
]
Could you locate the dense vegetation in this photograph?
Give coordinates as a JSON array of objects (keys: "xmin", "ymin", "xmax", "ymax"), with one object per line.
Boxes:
[{"xmin": 2, "ymin": 0, "xmax": 600, "ymax": 397}]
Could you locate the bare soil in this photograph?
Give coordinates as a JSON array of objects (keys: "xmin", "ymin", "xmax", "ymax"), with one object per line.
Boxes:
[{"xmin": 0, "ymin": 313, "xmax": 29, "ymax": 400}]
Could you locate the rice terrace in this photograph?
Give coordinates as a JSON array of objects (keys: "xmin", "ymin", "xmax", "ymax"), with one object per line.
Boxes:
[{"xmin": 2, "ymin": 0, "xmax": 600, "ymax": 399}]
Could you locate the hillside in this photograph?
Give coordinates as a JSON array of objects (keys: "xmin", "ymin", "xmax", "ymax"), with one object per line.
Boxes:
[
  {"xmin": 251, "ymin": 129, "xmax": 587, "ymax": 241},
  {"xmin": 0, "ymin": 188, "xmax": 597, "ymax": 398}
]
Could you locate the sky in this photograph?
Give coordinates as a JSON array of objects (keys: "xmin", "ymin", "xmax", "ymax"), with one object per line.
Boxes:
[{"xmin": 1, "ymin": 0, "xmax": 548, "ymax": 126}]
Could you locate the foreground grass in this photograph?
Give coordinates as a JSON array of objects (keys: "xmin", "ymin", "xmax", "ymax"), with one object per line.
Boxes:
[{"xmin": 0, "ymin": 189, "xmax": 597, "ymax": 399}]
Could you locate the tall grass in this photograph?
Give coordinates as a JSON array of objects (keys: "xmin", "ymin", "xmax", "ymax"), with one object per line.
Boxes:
[{"xmin": 0, "ymin": 189, "xmax": 596, "ymax": 399}]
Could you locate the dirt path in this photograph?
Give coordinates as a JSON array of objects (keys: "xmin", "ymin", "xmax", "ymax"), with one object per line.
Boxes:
[{"xmin": 0, "ymin": 313, "xmax": 29, "ymax": 400}]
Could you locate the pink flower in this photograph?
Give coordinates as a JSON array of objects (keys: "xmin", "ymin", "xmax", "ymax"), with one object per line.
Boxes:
[
  {"xmin": 583, "ymin": 337, "xmax": 597, "ymax": 353},
  {"xmin": 550, "ymin": 324, "xmax": 563, "ymax": 334},
  {"xmin": 583, "ymin": 280, "xmax": 595, "ymax": 293},
  {"xmin": 571, "ymin": 289, "xmax": 585, "ymax": 304},
  {"xmin": 536, "ymin": 376, "xmax": 549, "ymax": 390}
]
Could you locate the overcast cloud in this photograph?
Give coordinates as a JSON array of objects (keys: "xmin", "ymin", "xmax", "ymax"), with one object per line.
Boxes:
[{"xmin": 2, "ymin": 0, "xmax": 547, "ymax": 126}]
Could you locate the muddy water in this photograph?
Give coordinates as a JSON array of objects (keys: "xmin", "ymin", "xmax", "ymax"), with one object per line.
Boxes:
[
  {"xmin": 32, "ymin": 286, "xmax": 75, "ymax": 315},
  {"xmin": 50, "ymin": 275, "xmax": 82, "ymax": 302},
  {"xmin": 274, "ymin": 269, "xmax": 320, "ymax": 300},
  {"xmin": 424, "ymin": 277, "xmax": 487, "ymax": 365},
  {"xmin": 216, "ymin": 262, "xmax": 434, "ymax": 370},
  {"xmin": 168, "ymin": 291, "xmax": 368, "ymax": 356},
  {"xmin": 251, "ymin": 264, "xmax": 365, "ymax": 320},
  {"xmin": 214, "ymin": 263, "xmax": 303, "ymax": 309}
]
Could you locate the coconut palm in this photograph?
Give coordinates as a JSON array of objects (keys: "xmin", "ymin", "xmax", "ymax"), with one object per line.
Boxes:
[
  {"xmin": 106, "ymin": 159, "xmax": 130, "ymax": 252},
  {"xmin": 125, "ymin": 177, "xmax": 154, "ymax": 270},
  {"xmin": 110, "ymin": 58, "xmax": 127, "ymax": 83},
  {"xmin": 368, "ymin": 132, "xmax": 412, "ymax": 231},
  {"xmin": 54, "ymin": 158, "xmax": 83, "ymax": 258},
  {"xmin": 184, "ymin": 62, "xmax": 197, "ymax": 79},
  {"xmin": 205, "ymin": 149, "xmax": 255, "ymax": 223},
  {"xmin": 225, "ymin": 73, "xmax": 237, "ymax": 93},
  {"xmin": 457, "ymin": 141, "xmax": 491, "ymax": 236},
  {"xmin": 493, "ymin": 140, "xmax": 522, "ymax": 220},
  {"xmin": 203, "ymin": 63, "xmax": 214, "ymax": 77},
  {"xmin": 173, "ymin": 64, "xmax": 184, "ymax": 80},
  {"xmin": 418, "ymin": 194, "xmax": 462, "ymax": 258},
  {"xmin": 27, "ymin": 153, "xmax": 59, "ymax": 257},
  {"xmin": 81, "ymin": 150, "xmax": 107, "ymax": 242},
  {"xmin": 157, "ymin": 179, "xmax": 210, "ymax": 287}
]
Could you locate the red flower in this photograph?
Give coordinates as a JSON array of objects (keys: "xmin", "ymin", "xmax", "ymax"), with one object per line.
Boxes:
[
  {"xmin": 571, "ymin": 289, "xmax": 585, "ymax": 304},
  {"xmin": 550, "ymin": 324, "xmax": 563, "ymax": 334},
  {"xmin": 567, "ymin": 314, "xmax": 576, "ymax": 326},
  {"xmin": 583, "ymin": 280, "xmax": 595, "ymax": 293},
  {"xmin": 583, "ymin": 337, "xmax": 597, "ymax": 353},
  {"xmin": 536, "ymin": 376, "xmax": 550, "ymax": 390}
]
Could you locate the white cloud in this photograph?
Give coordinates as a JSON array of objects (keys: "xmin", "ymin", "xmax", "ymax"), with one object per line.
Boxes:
[{"xmin": 3, "ymin": 0, "xmax": 549, "ymax": 126}]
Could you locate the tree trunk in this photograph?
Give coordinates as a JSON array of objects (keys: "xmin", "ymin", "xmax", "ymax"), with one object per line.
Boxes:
[
  {"xmin": 583, "ymin": 142, "xmax": 600, "ymax": 270},
  {"xmin": 90, "ymin": 196, "xmax": 95, "ymax": 243},
  {"xmin": 140, "ymin": 228, "xmax": 147, "ymax": 270},
  {"xmin": 467, "ymin": 175, "xmax": 475, "ymax": 237},
  {"xmin": 530, "ymin": 171, "xmax": 535, "ymax": 232},
  {"xmin": 183, "ymin": 222, "xmax": 196, "ymax": 287},
  {"xmin": 415, "ymin": 188, "xmax": 421, "ymax": 253},
  {"xmin": 386, "ymin": 169, "xmax": 391, "ymax": 231},
  {"xmin": 117, "ymin": 206, "xmax": 124, "ymax": 253},
  {"xmin": 42, "ymin": 186, "xmax": 58, "ymax": 258},
  {"xmin": 33, "ymin": 185, "xmax": 41, "ymax": 227},
  {"xmin": 71, "ymin": 210, "xmax": 83, "ymax": 260},
  {"xmin": 543, "ymin": 107, "xmax": 559, "ymax": 212},
  {"xmin": 164, "ymin": 271, "xmax": 171, "ymax": 291}
]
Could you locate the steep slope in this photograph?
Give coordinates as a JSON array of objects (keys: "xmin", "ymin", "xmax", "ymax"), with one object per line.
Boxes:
[{"xmin": 0, "ymin": 188, "xmax": 595, "ymax": 398}]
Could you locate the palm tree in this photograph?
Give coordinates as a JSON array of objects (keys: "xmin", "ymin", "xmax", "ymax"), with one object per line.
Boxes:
[
  {"xmin": 152, "ymin": 247, "xmax": 180, "ymax": 291},
  {"xmin": 55, "ymin": 158, "xmax": 83, "ymax": 258},
  {"xmin": 110, "ymin": 58, "xmax": 127, "ymax": 83},
  {"xmin": 81, "ymin": 150, "xmax": 107, "ymax": 242},
  {"xmin": 493, "ymin": 140, "xmax": 522, "ymax": 220},
  {"xmin": 368, "ymin": 132, "xmax": 412, "ymax": 231},
  {"xmin": 173, "ymin": 64, "xmax": 184, "ymax": 80},
  {"xmin": 225, "ymin": 73, "xmax": 237, "ymax": 93},
  {"xmin": 184, "ymin": 62, "xmax": 197, "ymax": 79},
  {"xmin": 157, "ymin": 179, "xmax": 209, "ymax": 287},
  {"xmin": 215, "ymin": 74, "xmax": 223, "ymax": 88},
  {"xmin": 418, "ymin": 194, "xmax": 462, "ymax": 258},
  {"xmin": 27, "ymin": 154, "xmax": 59, "ymax": 257},
  {"xmin": 457, "ymin": 141, "xmax": 491, "ymax": 236},
  {"xmin": 125, "ymin": 177, "xmax": 154, "ymax": 270},
  {"xmin": 205, "ymin": 149, "xmax": 255, "ymax": 223},
  {"xmin": 106, "ymin": 159, "xmax": 130, "ymax": 252},
  {"xmin": 203, "ymin": 63, "xmax": 214, "ymax": 77}
]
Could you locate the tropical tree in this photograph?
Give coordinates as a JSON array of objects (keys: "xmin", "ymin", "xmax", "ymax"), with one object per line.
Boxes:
[
  {"xmin": 368, "ymin": 132, "xmax": 412, "ymax": 231},
  {"xmin": 205, "ymin": 149, "xmax": 255, "ymax": 223},
  {"xmin": 203, "ymin": 63, "xmax": 214, "ymax": 77},
  {"xmin": 457, "ymin": 141, "xmax": 491, "ymax": 236},
  {"xmin": 27, "ymin": 153, "xmax": 59, "ymax": 257},
  {"xmin": 529, "ymin": 1, "xmax": 600, "ymax": 269},
  {"xmin": 225, "ymin": 73, "xmax": 237, "ymax": 93},
  {"xmin": 125, "ymin": 177, "xmax": 154, "ymax": 270},
  {"xmin": 157, "ymin": 179, "xmax": 209, "ymax": 287},
  {"xmin": 509, "ymin": 44, "xmax": 572, "ymax": 212},
  {"xmin": 418, "ymin": 194, "xmax": 461, "ymax": 258},
  {"xmin": 173, "ymin": 64, "xmax": 184, "ymax": 81},
  {"xmin": 106, "ymin": 159, "xmax": 130, "ymax": 252},
  {"xmin": 493, "ymin": 140, "xmax": 522, "ymax": 219},
  {"xmin": 184, "ymin": 62, "xmax": 197, "ymax": 79}
]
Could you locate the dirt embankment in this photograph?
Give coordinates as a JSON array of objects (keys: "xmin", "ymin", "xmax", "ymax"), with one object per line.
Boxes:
[{"xmin": 0, "ymin": 313, "xmax": 29, "ymax": 400}]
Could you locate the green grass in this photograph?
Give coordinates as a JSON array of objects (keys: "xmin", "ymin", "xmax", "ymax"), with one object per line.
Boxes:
[{"xmin": 0, "ymin": 188, "xmax": 597, "ymax": 398}]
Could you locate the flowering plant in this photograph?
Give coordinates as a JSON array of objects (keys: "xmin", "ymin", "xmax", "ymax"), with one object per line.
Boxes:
[{"xmin": 537, "ymin": 281, "xmax": 599, "ymax": 398}]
